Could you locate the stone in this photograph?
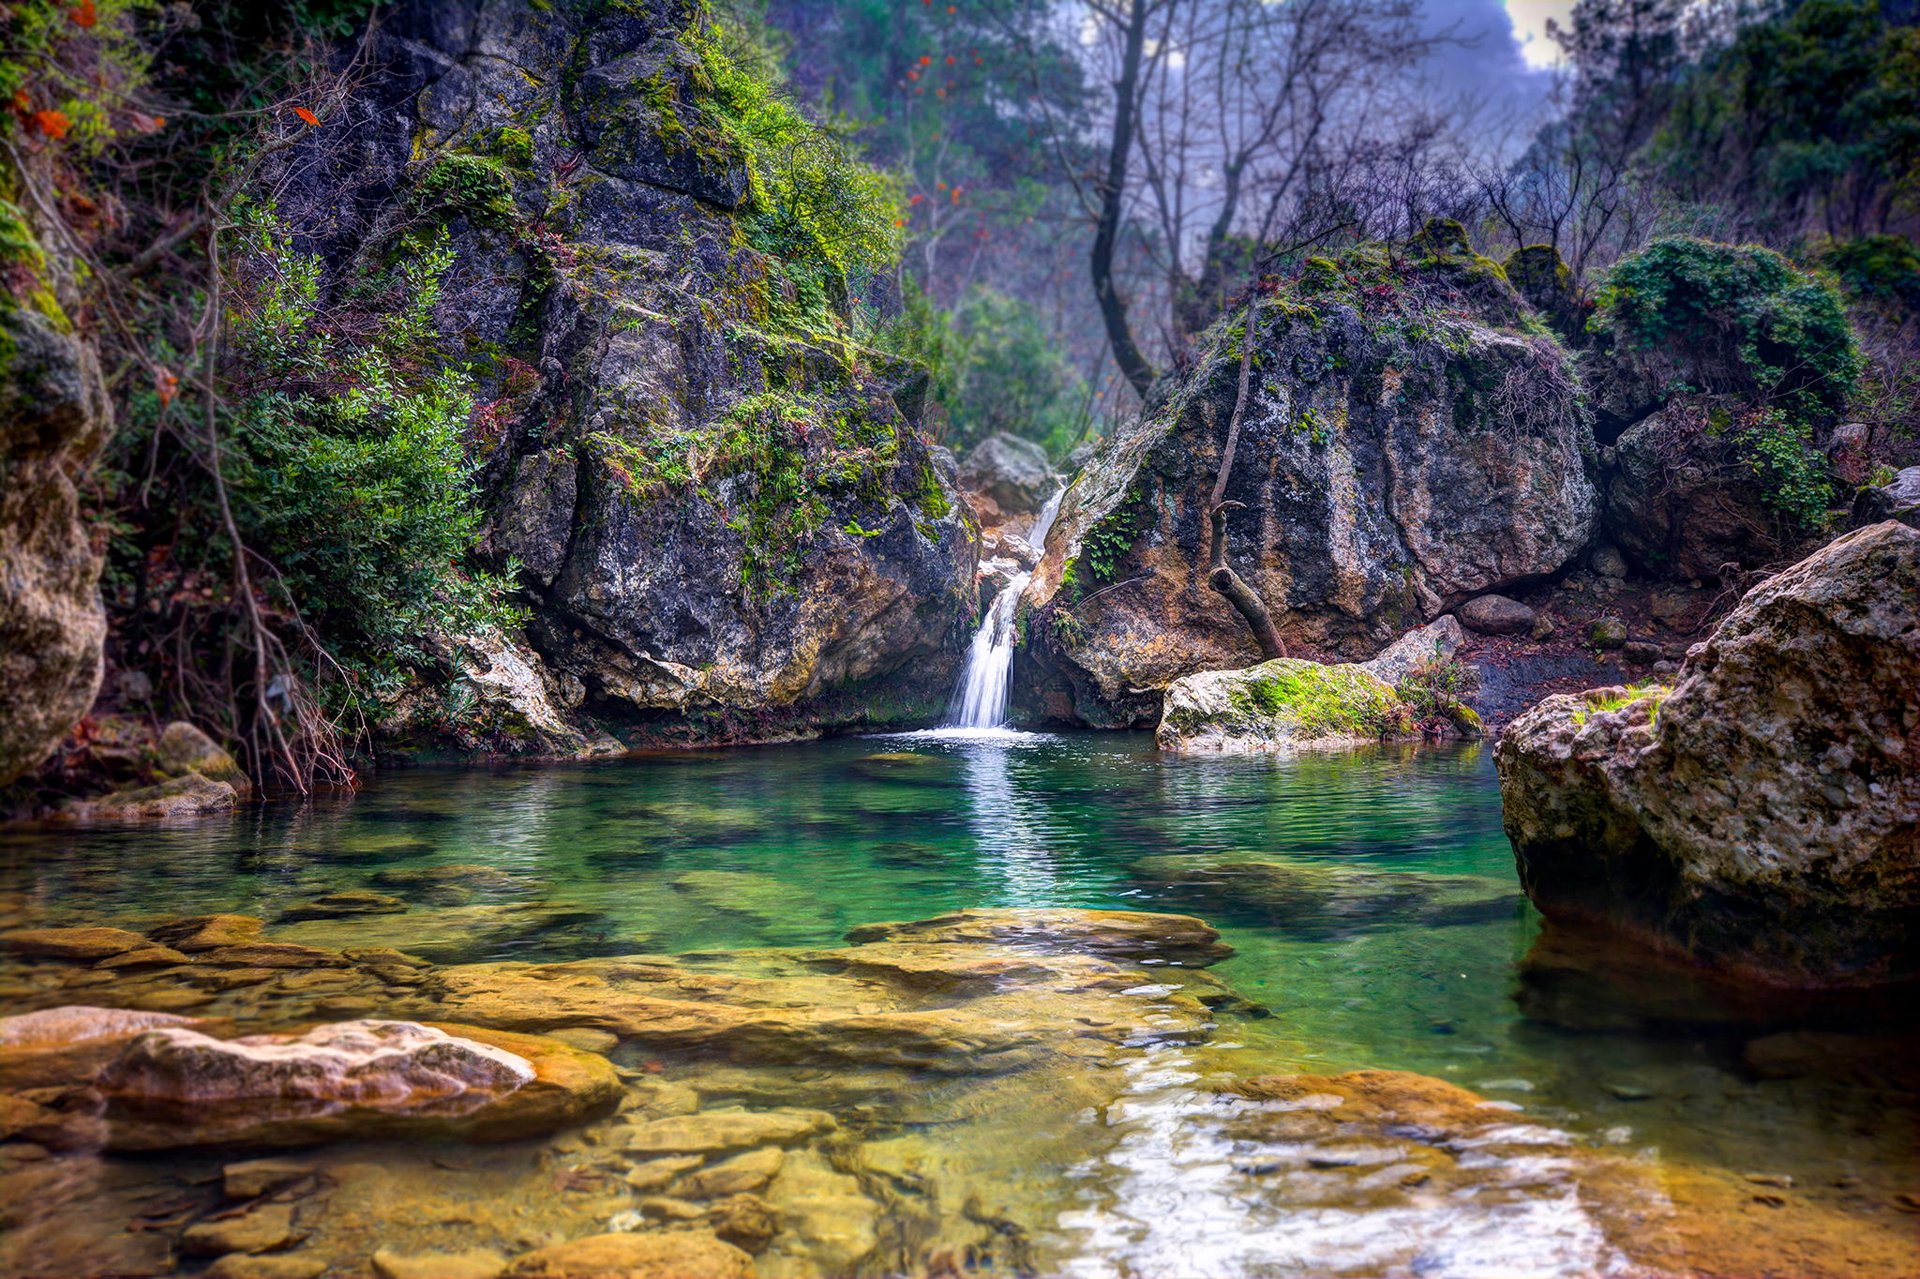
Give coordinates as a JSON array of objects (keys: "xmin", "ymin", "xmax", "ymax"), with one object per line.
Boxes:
[
  {"xmin": 274, "ymin": 890, "xmax": 409, "ymax": 923},
  {"xmin": 205, "ymin": 1255, "xmax": 329, "ymax": 1279},
  {"xmin": 705, "ymin": 1193, "xmax": 778, "ymax": 1252},
  {"xmin": 373, "ymin": 1246, "xmax": 510, "ymax": 1279},
  {"xmin": 1589, "ymin": 544, "xmax": 1628, "ymax": 579},
  {"xmin": 1604, "ymin": 403, "xmax": 1786, "ymax": 582},
  {"xmin": 95, "ymin": 945, "xmax": 191, "ymax": 970},
  {"xmin": 619, "ymin": 1109, "xmax": 831, "ymax": 1156},
  {"xmin": 1621, "ymin": 639, "xmax": 1663, "ymax": 666},
  {"xmin": 957, "ymin": 432, "xmax": 1059, "ymax": 516},
  {"xmin": 1019, "ymin": 255, "xmax": 1595, "ymax": 727},
  {"xmin": 0, "ymin": 289, "xmax": 110, "ymax": 787},
  {"xmin": 674, "ymin": 1147, "xmax": 784, "ymax": 1199},
  {"xmin": 153, "ymin": 721, "xmax": 248, "ymax": 793},
  {"xmin": 199, "ymin": 942, "xmax": 351, "ymax": 969},
  {"xmin": 223, "ymin": 1158, "xmax": 317, "ymax": 1199},
  {"xmin": 1853, "ymin": 465, "xmax": 1920, "ymax": 530},
  {"xmin": 842, "ymin": 907, "xmax": 1231, "ymax": 966},
  {"xmin": 1357, "ymin": 615, "xmax": 1467, "ymax": 687},
  {"xmin": 1456, "ymin": 594, "xmax": 1536, "ymax": 636},
  {"xmin": 180, "ymin": 1202, "xmax": 301, "ymax": 1256},
  {"xmin": 61, "ymin": 772, "xmax": 237, "ymax": 821},
  {"xmin": 148, "ymin": 914, "xmax": 265, "ymax": 952},
  {"xmin": 1496, "ymin": 522, "xmax": 1920, "ymax": 986},
  {"xmin": 0, "ymin": 926, "xmax": 152, "ymax": 961},
  {"xmin": 1155, "ymin": 658, "xmax": 1407, "ymax": 754},
  {"xmin": 369, "ymin": 865, "xmax": 532, "ymax": 904},
  {"xmin": 1588, "ymin": 616, "xmax": 1628, "ymax": 649},
  {"xmin": 504, "ymin": 1231, "xmax": 753, "ymax": 1279}
]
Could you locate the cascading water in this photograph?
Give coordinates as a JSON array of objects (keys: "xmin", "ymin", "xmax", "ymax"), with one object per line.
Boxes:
[{"xmin": 945, "ymin": 486, "xmax": 1065, "ymax": 730}]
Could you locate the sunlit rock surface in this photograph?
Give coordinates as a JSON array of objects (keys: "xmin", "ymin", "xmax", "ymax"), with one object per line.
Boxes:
[
  {"xmin": 1155, "ymin": 658, "xmax": 1408, "ymax": 754},
  {"xmin": 1498, "ymin": 521, "xmax": 1920, "ymax": 987}
]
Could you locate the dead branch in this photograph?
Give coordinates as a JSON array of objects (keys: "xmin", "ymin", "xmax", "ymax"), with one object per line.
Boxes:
[{"xmin": 1205, "ymin": 307, "xmax": 1286, "ymax": 660}]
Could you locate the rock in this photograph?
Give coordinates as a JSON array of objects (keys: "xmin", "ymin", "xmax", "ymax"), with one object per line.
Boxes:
[
  {"xmin": 1588, "ymin": 616, "xmax": 1628, "ymax": 649},
  {"xmin": 369, "ymin": 865, "xmax": 533, "ymax": 905},
  {"xmin": 1854, "ymin": 465, "xmax": 1920, "ymax": 530},
  {"xmin": 1019, "ymin": 244, "xmax": 1595, "ymax": 726},
  {"xmin": 153, "ymin": 721, "xmax": 249, "ymax": 793},
  {"xmin": 204, "ymin": 1253, "xmax": 329, "ymax": 1279},
  {"xmin": 1, "ymin": 926, "xmax": 152, "ymax": 961},
  {"xmin": 373, "ymin": 1246, "xmax": 510, "ymax": 1279},
  {"xmin": 180, "ymin": 1202, "xmax": 301, "ymax": 1256},
  {"xmin": 1589, "ymin": 544, "xmax": 1628, "ymax": 579},
  {"xmin": 96, "ymin": 945, "xmax": 191, "ymax": 970},
  {"xmin": 1135, "ymin": 857, "xmax": 1517, "ymax": 942},
  {"xmin": 61, "ymin": 772, "xmax": 238, "ymax": 821},
  {"xmin": 280, "ymin": 1, "xmax": 977, "ymax": 748},
  {"xmin": 705, "ymin": 1193, "xmax": 778, "ymax": 1252},
  {"xmin": 1621, "ymin": 639, "xmax": 1662, "ymax": 666},
  {"xmin": 148, "ymin": 914, "xmax": 266, "ymax": 952},
  {"xmin": 673, "ymin": 1147, "xmax": 784, "ymax": 1199},
  {"xmin": 1456, "ymin": 594, "xmax": 1537, "ymax": 636},
  {"xmin": 0, "ymin": 269, "xmax": 110, "ymax": 787},
  {"xmin": 274, "ymin": 890, "xmax": 410, "ymax": 923},
  {"xmin": 619, "ymin": 1109, "xmax": 831, "ymax": 1156},
  {"xmin": 504, "ymin": 1231, "xmax": 753, "ymax": 1279},
  {"xmin": 1357, "ymin": 615, "xmax": 1467, "ymax": 687},
  {"xmin": 223, "ymin": 1158, "xmax": 316, "ymax": 1199},
  {"xmin": 1604, "ymin": 403, "xmax": 1788, "ymax": 582},
  {"xmin": 761, "ymin": 1148, "xmax": 880, "ymax": 1274},
  {"xmin": 1647, "ymin": 588, "xmax": 1704, "ymax": 632},
  {"xmin": 1529, "ymin": 613, "xmax": 1557, "ymax": 641},
  {"xmin": 198, "ymin": 942, "xmax": 351, "ymax": 969},
  {"xmin": 1496, "ymin": 522, "xmax": 1920, "ymax": 986},
  {"xmin": 1155, "ymin": 658, "xmax": 1407, "ymax": 754},
  {"xmin": 842, "ymin": 907, "xmax": 1231, "ymax": 966},
  {"xmin": 95, "ymin": 1020, "xmax": 618, "ymax": 1149},
  {"xmin": 957, "ymin": 433, "xmax": 1059, "ymax": 516}
]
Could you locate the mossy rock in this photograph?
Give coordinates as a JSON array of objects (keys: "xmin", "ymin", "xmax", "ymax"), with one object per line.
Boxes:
[{"xmin": 1157, "ymin": 658, "xmax": 1413, "ymax": 754}]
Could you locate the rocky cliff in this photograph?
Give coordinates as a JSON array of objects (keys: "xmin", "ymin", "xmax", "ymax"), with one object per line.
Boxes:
[
  {"xmin": 280, "ymin": 0, "xmax": 976, "ymax": 744},
  {"xmin": 0, "ymin": 193, "xmax": 109, "ymax": 786},
  {"xmin": 1016, "ymin": 234, "xmax": 1598, "ymax": 727}
]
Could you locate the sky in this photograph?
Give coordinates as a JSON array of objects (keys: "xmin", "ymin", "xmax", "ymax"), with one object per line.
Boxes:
[{"xmin": 1502, "ymin": 0, "xmax": 1575, "ymax": 69}]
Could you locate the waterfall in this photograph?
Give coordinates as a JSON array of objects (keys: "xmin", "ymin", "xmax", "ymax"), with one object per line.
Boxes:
[{"xmin": 945, "ymin": 486, "xmax": 1065, "ymax": 730}]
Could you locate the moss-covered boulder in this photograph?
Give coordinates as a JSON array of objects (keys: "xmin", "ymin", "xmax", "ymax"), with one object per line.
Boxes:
[
  {"xmin": 1019, "ymin": 235, "xmax": 1596, "ymax": 728},
  {"xmin": 1155, "ymin": 658, "xmax": 1410, "ymax": 754},
  {"xmin": 1496, "ymin": 521, "xmax": 1920, "ymax": 988}
]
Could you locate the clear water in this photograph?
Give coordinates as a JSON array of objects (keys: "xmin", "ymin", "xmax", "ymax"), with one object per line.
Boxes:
[{"xmin": 2, "ymin": 734, "xmax": 1915, "ymax": 1276}]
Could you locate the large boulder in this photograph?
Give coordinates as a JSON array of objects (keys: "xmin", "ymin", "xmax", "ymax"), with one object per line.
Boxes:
[
  {"xmin": 957, "ymin": 432, "xmax": 1059, "ymax": 516},
  {"xmin": 1854, "ymin": 465, "xmax": 1920, "ymax": 530},
  {"xmin": 1019, "ymin": 240, "xmax": 1596, "ymax": 727},
  {"xmin": 1496, "ymin": 522, "xmax": 1920, "ymax": 987},
  {"xmin": 1155, "ymin": 658, "xmax": 1407, "ymax": 755},
  {"xmin": 274, "ymin": 0, "xmax": 976, "ymax": 745},
  {"xmin": 0, "ymin": 219, "xmax": 110, "ymax": 786}
]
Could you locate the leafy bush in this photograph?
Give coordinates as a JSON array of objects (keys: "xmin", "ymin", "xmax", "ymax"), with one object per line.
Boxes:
[
  {"xmin": 1591, "ymin": 238, "xmax": 1862, "ymax": 429},
  {"xmin": 225, "ymin": 206, "xmax": 519, "ymax": 680},
  {"xmin": 1818, "ymin": 235, "xmax": 1920, "ymax": 311},
  {"xmin": 1395, "ymin": 656, "xmax": 1482, "ymax": 737}
]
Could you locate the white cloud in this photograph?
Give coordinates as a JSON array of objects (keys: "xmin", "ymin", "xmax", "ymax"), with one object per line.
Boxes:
[{"xmin": 1502, "ymin": 0, "xmax": 1574, "ymax": 70}]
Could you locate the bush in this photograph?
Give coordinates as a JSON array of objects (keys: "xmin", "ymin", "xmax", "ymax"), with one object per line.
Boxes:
[
  {"xmin": 1395, "ymin": 656, "xmax": 1482, "ymax": 737},
  {"xmin": 1591, "ymin": 238, "xmax": 1862, "ymax": 429}
]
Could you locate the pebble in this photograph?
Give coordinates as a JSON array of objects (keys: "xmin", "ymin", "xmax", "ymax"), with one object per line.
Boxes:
[{"xmin": 1605, "ymin": 1082, "xmax": 1653, "ymax": 1101}]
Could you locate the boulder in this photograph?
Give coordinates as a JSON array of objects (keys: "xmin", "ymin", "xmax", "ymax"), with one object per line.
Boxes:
[
  {"xmin": 1155, "ymin": 658, "xmax": 1407, "ymax": 754},
  {"xmin": 1357, "ymin": 615, "xmax": 1467, "ymax": 688},
  {"xmin": 1496, "ymin": 522, "xmax": 1920, "ymax": 986},
  {"xmin": 1604, "ymin": 403, "xmax": 1788, "ymax": 582},
  {"xmin": 1455, "ymin": 594, "xmax": 1535, "ymax": 636},
  {"xmin": 1854, "ymin": 465, "xmax": 1920, "ymax": 530},
  {"xmin": 957, "ymin": 433, "xmax": 1059, "ymax": 516},
  {"xmin": 0, "ymin": 272, "xmax": 110, "ymax": 787},
  {"xmin": 60, "ymin": 772, "xmax": 238, "ymax": 821},
  {"xmin": 153, "ymin": 721, "xmax": 249, "ymax": 793},
  {"xmin": 1019, "ymin": 243, "xmax": 1595, "ymax": 726}
]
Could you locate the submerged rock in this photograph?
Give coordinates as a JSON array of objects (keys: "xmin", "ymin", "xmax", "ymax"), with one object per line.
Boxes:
[
  {"xmin": 1155, "ymin": 658, "xmax": 1407, "ymax": 754},
  {"xmin": 58, "ymin": 772, "xmax": 239, "ymax": 821},
  {"xmin": 1135, "ymin": 857, "xmax": 1517, "ymax": 940},
  {"xmin": 1497, "ymin": 522, "xmax": 1920, "ymax": 987},
  {"xmin": 504, "ymin": 1230, "xmax": 752, "ymax": 1279},
  {"xmin": 842, "ymin": 907, "xmax": 1231, "ymax": 966}
]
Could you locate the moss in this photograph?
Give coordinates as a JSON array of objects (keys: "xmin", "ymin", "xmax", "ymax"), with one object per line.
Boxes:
[
  {"xmin": 1569, "ymin": 683, "xmax": 1671, "ymax": 726},
  {"xmin": 1226, "ymin": 659, "xmax": 1409, "ymax": 740},
  {"xmin": 410, "ymin": 152, "xmax": 517, "ymax": 227},
  {"xmin": 493, "ymin": 125, "xmax": 534, "ymax": 168}
]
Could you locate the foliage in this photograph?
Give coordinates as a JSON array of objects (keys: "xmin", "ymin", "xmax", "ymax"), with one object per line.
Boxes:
[
  {"xmin": 223, "ymin": 207, "xmax": 520, "ymax": 679},
  {"xmin": 1394, "ymin": 655, "xmax": 1481, "ymax": 736},
  {"xmin": 1716, "ymin": 406, "xmax": 1834, "ymax": 531},
  {"xmin": 1590, "ymin": 237, "xmax": 1862, "ymax": 428},
  {"xmin": 1817, "ymin": 235, "xmax": 1920, "ymax": 311}
]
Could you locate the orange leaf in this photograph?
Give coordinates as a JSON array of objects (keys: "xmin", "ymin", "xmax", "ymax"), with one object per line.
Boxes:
[
  {"xmin": 70, "ymin": 0, "xmax": 97, "ymax": 27},
  {"xmin": 33, "ymin": 110, "xmax": 70, "ymax": 140},
  {"xmin": 292, "ymin": 106, "xmax": 320, "ymax": 127},
  {"xmin": 153, "ymin": 368, "xmax": 179, "ymax": 407}
]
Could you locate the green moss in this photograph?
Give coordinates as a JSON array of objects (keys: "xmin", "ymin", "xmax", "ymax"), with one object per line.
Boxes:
[
  {"xmin": 493, "ymin": 125, "xmax": 534, "ymax": 168},
  {"xmin": 1569, "ymin": 683, "xmax": 1671, "ymax": 726},
  {"xmin": 1226, "ymin": 659, "xmax": 1409, "ymax": 740},
  {"xmin": 410, "ymin": 152, "xmax": 517, "ymax": 227}
]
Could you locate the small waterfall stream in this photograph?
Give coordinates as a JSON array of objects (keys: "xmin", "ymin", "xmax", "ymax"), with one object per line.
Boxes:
[{"xmin": 945, "ymin": 485, "xmax": 1065, "ymax": 730}]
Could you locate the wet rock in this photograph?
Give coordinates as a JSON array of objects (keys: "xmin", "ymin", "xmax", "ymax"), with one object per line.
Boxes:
[
  {"xmin": 60, "ymin": 772, "xmax": 238, "ymax": 821},
  {"xmin": 1, "ymin": 926, "xmax": 153, "ymax": 962},
  {"xmin": 958, "ymin": 433, "xmax": 1059, "ymax": 516},
  {"xmin": 619, "ymin": 1109, "xmax": 832, "ymax": 1156},
  {"xmin": 706, "ymin": 1193, "xmax": 779, "ymax": 1253},
  {"xmin": 843, "ymin": 907, "xmax": 1231, "ymax": 966},
  {"xmin": 180, "ymin": 1202, "xmax": 302, "ymax": 1256},
  {"xmin": 272, "ymin": 902, "xmax": 614, "ymax": 964},
  {"xmin": 762, "ymin": 1148, "xmax": 880, "ymax": 1274},
  {"xmin": 223, "ymin": 1157, "xmax": 317, "ymax": 1199},
  {"xmin": 1456, "ymin": 594, "xmax": 1536, "ymax": 636},
  {"xmin": 96, "ymin": 944, "xmax": 192, "ymax": 970},
  {"xmin": 1497, "ymin": 522, "xmax": 1920, "ymax": 986},
  {"xmin": 1588, "ymin": 616, "xmax": 1628, "ymax": 649},
  {"xmin": 1135, "ymin": 857, "xmax": 1517, "ymax": 941},
  {"xmin": 274, "ymin": 890, "xmax": 410, "ymax": 923},
  {"xmin": 204, "ymin": 1253, "xmax": 329, "ymax": 1279},
  {"xmin": 1155, "ymin": 658, "xmax": 1407, "ymax": 754},
  {"xmin": 199, "ymin": 942, "xmax": 351, "ymax": 969},
  {"xmin": 504, "ymin": 1230, "xmax": 753, "ymax": 1279},
  {"xmin": 1357, "ymin": 615, "xmax": 1467, "ymax": 687},
  {"xmin": 153, "ymin": 721, "xmax": 249, "ymax": 794},
  {"xmin": 373, "ymin": 1247, "xmax": 509, "ymax": 1279},
  {"xmin": 674, "ymin": 1147, "xmax": 783, "ymax": 1199},
  {"xmin": 148, "ymin": 914, "xmax": 266, "ymax": 952},
  {"xmin": 370, "ymin": 865, "xmax": 536, "ymax": 905}
]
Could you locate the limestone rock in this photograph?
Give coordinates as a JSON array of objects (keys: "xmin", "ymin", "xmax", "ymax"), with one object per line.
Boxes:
[
  {"xmin": 1155, "ymin": 658, "xmax": 1406, "ymax": 755},
  {"xmin": 180, "ymin": 1202, "xmax": 301, "ymax": 1256},
  {"xmin": 153, "ymin": 721, "xmax": 248, "ymax": 793},
  {"xmin": 0, "ymin": 285, "xmax": 110, "ymax": 787},
  {"xmin": 1358, "ymin": 615, "xmax": 1467, "ymax": 688},
  {"xmin": 504, "ymin": 1230, "xmax": 753, "ymax": 1279},
  {"xmin": 1019, "ymin": 250, "xmax": 1595, "ymax": 726},
  {"xmin": 60, "ymin": 772, "xmax": 238, "ymax": 821},
  {"xmin": 1455, "ymin": 594, "xmax": 1536, "ymax": 636},
  {"xmin": 1496, "ymin": 522, "xmax": 1920, "ymax": 986},
  {"xmin": 1604, "ymin": 403, "xmax": 1788, "ymax": 582},
  {"xmin": 1, "ymin": 927, "xmax": 152, "ymax": 962},
  {"xmin": 958, "ymin": 433, "xmax": 1059, "ymax": 516}
]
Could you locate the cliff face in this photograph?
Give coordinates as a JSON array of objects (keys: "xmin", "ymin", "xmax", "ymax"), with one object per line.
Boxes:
[
  {"xmin": 1017, "ymin": 241, "xmax": 1599, "ymax": 728},
  {"xmin": 282, "ymin": 0, "xmax": 975, "ymax": 743},
  {"xmin": 0, "ymin": 201, "xmax": 110, "ymax": 785}
]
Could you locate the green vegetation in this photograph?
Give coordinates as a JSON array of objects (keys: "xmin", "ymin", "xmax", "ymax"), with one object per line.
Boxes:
[
  {"xmin": 1395, "ymin": 656, "xmax": 1482, "ymax": 738},
  {"xmin": 899, "ymin": 283, "xmax": 1093, "ymax": 458},
  {"xmin": 1570, "ymin": 683, "xmax": 1671, "ymax": 727},
  {"xmin": 1228, "ymin": 660, "xmax": 1410, "ymax": 740}
]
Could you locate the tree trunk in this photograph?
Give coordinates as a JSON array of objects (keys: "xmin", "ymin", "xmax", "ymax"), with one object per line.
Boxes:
[
  {"xmin": 1207, "ymin": 305, "xmax": 1285, "ymax": 660},
  {"xmin": 1091, "ymin": 0, "xmax": 1157, "ymax": 400}
]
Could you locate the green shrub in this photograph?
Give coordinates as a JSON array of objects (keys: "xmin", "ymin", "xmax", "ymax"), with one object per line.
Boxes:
[
  {"xmin": 1591, "ymin": 238, "xmax": 1862, "ymax": 428},
  {"xmin": 1817, "ymin": 235, "xmax": 1920, "ymax": 311},
  {"xmin": 1395, "ymin": 655, "xmax": 1481, "ymax": 736}
]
